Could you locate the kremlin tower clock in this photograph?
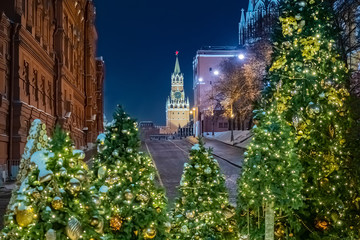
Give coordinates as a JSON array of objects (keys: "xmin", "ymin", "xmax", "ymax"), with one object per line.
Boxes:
[{"xmin": 166, "ymin": 52, "xmax": 190, "ymax": 131}]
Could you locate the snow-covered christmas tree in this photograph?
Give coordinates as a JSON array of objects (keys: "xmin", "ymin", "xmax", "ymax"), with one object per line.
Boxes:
[
  {"xmin": 5, "ymin": 119, "xmax": 49, "ymax": 223},
  {"xmin": 91, "ymin": 105, "xmax": 169, "ymax": 239},
  {"xmin": 1, "ymin": 126, "xmax": 100, "ymax": 240},
  {"xmin": 170, "ymin": 139, "xmax": 239, "ymax": 239}
]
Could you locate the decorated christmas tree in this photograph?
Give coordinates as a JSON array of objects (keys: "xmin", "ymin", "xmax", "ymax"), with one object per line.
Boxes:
[
  {"xmin": 237, "ymin": 103, "xmax": 303, "ymax": 239},
  {"xmin": 91, "ymin": 105, "xmax": 169, "ymax": 239},
  {"xmin": 238, "ymin": 0, "xmax": 360, "ymax": 239},
  {"xmin": 170, "ymin": 139, "xmax": 239, "ymax": 240},
  {"xmin": 1, "ymin": 126, "xmax": 100, "ymax": 240},
  {"xmin": 6, "ymin": 119, "xmax": 49, "ymax": 219}
]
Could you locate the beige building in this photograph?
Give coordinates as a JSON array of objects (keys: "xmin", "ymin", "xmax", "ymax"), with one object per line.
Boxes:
[{"xmin": 165, "ymin": 53, "xmax": 190, "ymax": 132}]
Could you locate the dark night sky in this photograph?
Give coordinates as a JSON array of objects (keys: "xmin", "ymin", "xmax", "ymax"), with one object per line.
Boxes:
[{"xmin": 94, "ymin": 0, "xmax": 249, "ymax": 125}]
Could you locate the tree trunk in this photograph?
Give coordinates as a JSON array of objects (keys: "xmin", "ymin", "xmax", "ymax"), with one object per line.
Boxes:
[
  {"xmin": 265, "ymin": 202, "xmax": 275, "ymax": 240},
  {"xmin": 212, "ymin": 116, "xmax": 215, "ymax": 136},
  {"xmin": 230, "ymin": 118, "xmax": 234, "ymax": 142}
]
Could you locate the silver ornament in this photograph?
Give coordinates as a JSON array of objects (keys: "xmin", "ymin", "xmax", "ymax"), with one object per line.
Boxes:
[
  {"xmin": 92, "ymin": 195, "xmax": 101, "ymax": 206},
  {"xmin": 306, "ymin": 102, "xmax": 321, "ymax": 118},
  {"xmin": 75, "ymin": 170, "xmax": 85, "ymax": 181},
  {"xmin": 292, "ymin": 115, "xmax": 300, "ymax": 128},
  {"xmin": 60, "ymin": 167, "xmax": 67, "ymax": 177},
  {"xmin": 204, "ymin": 167, "xmax": 212, "ymax": 174},
  {"xmin": 298, "ymin": 1, "xmax": 306, "ymax": 7},
  {"xmin": 325, "ymin": 79, "xmax": 334, "ymax": 87},
  {"xmin": 65, "ymin": 217, "xmax": 82, "ymax": 240},
  {"xmin": 45, "ymin": 229, "xmax": 56, "ymax": 240},
  {"xmin": 112, "ymin": 150, "xmax": 119, "ymax": 157},
  {"xmin": 97, "ymin": 166, "xmax": 107, "ymax": 179},
  {"xmin": 99, "ymin": 185, "xmax": 109, "ymax": 194},
  {"xmin": 67, "ymin": 178, "xmax": 82, "ymax": 195},
  {"xmin": 136, "ymin": 190, "xmax": 150, "ymax": 203},
  {"xmin": 180, "ymin": 225, "xmax": 189, "ymax": 233}
]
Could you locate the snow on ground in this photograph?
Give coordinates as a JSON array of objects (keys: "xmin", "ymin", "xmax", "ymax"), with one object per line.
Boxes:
[{"xmin": 203, "ymin": 130, "xmax": 252, "ymax": 148}]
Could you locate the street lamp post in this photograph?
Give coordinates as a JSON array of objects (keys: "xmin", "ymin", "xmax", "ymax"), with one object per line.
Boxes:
[
  {"xmin": 230, "ymin": 103, "xmax": 234, "ymax": 143},
  {"xmin": 210, "ymin": 81, "xmax": 215, "ymax": 136},
  {"xmin": 192, "ymin": 107, "xmax": 196, "ymax": 137}
]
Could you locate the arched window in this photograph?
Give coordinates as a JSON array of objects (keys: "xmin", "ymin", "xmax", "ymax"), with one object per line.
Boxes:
[{"xmin": 268, "ymin": 0, "xmax": 278, "ymax": 15}]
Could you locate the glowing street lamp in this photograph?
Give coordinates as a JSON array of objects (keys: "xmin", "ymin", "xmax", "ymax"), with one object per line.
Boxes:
[
  {"xmin": 238, "ymin": 53, "xmax": 245, "ymax": 60},
  {"xmin": 198, "ymin": 77, "xmax": 203, "ymax": 82},
  {"xmin": 191, "ymin": 108, "xmax": 196, "ymax": 137},
  {"xmin": 213, "ymin": 70, "xmax": 220, "ymax": 76}
]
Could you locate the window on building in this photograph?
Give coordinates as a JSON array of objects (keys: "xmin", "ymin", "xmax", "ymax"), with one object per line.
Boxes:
[
  {"xmin": 219, "ymin": 122, "xmax": 223, "ymax": 128},
  {"xmin": 209, "ymin": 67, "xmax": 212, "ymax": 72},
  {"xmin": 224, "ymin": 122, "xmax": 228, "ymax": 128}
]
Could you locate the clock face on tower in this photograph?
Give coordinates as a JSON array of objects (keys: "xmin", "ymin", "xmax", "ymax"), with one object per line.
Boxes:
[{"xmin": 174, "ymin": 91, "xmax": 181, "ymax": 99}]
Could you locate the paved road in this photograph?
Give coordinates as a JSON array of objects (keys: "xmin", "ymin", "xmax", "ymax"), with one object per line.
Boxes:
[{"xmin": 143, "ymin": 139, "xmax": 244, "ymax": 205}]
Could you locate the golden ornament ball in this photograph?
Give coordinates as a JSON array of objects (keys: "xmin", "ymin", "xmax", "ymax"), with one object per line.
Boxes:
[
  {"xmin": 68, "ymin": 160, "xmax": 76, "ymax": 168},
  {"xmin": 32, "ymin": 190, "xmax": 41, "ymax": 199},
  {"xmin": 223, "ymin": 207, "xmax": 235, "ymax": 219},
  {"xmin": 110, "ymin": 216, "xmax": 122, "ymax": 231},
  {"xmin": 65, "ymin": 217, "xmax": 82, "ymax": 240},
  {"xmin": 274, "ymin": 222, "xmax": 285, "ymax": 237},
  {"xmin": 228, "ymin": 225, "xmax": 234, "ymax": 233},
  {"xmin": 90, "ymin": 217, "xmax": 99, "ymax": 226},
  {"xmin": 143, "ymin": 227, "xmax": 156, "ymax": 239},
  {"xmin": 315, "ymin": 219, "xmax": 329, "ymax": 230},
  {"xmin": 185, "ymin": 210, "xmax": 195, "ymax": 219},
  {"xmin": 67, "ymin": 178, "xmax": 82, "ymax": 195},
  {"xmin": 51, "ymin": 197, "xmax": 64, "ymax": 210},
  {"xmin": 124, "ymin": 189, "xmax": 134, "ymax": 200},
  {"xmin": 94, "ymin": 217, "xmax": 104, "ymax": 234},
  {"xmin": 16, "ymin": 207, "xmax": 34, "ymax": 227}
]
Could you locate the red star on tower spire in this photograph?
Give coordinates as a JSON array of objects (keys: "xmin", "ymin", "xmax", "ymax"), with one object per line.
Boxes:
[{"xmin": 175, "ymin": 51, "xmax": 179, "ymax": 56}]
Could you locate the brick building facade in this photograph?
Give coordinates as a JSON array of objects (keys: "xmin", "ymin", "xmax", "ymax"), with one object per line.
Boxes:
[{"xmin": 0, "ymin": 0, "xmax": 105, "ymax": 179}]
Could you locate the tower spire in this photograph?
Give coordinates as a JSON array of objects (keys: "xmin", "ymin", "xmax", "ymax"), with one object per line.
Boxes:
[
  {"xmin": 240, "ymin": 8, "xmax": 245, "ymax": 26},
  {"xmin": 174, "ymin": 51, "xmax": 181, "ymax": 74},
  {"xmin": 248, "ymin": 0, "xmax": 254, "ymax": 12}
]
